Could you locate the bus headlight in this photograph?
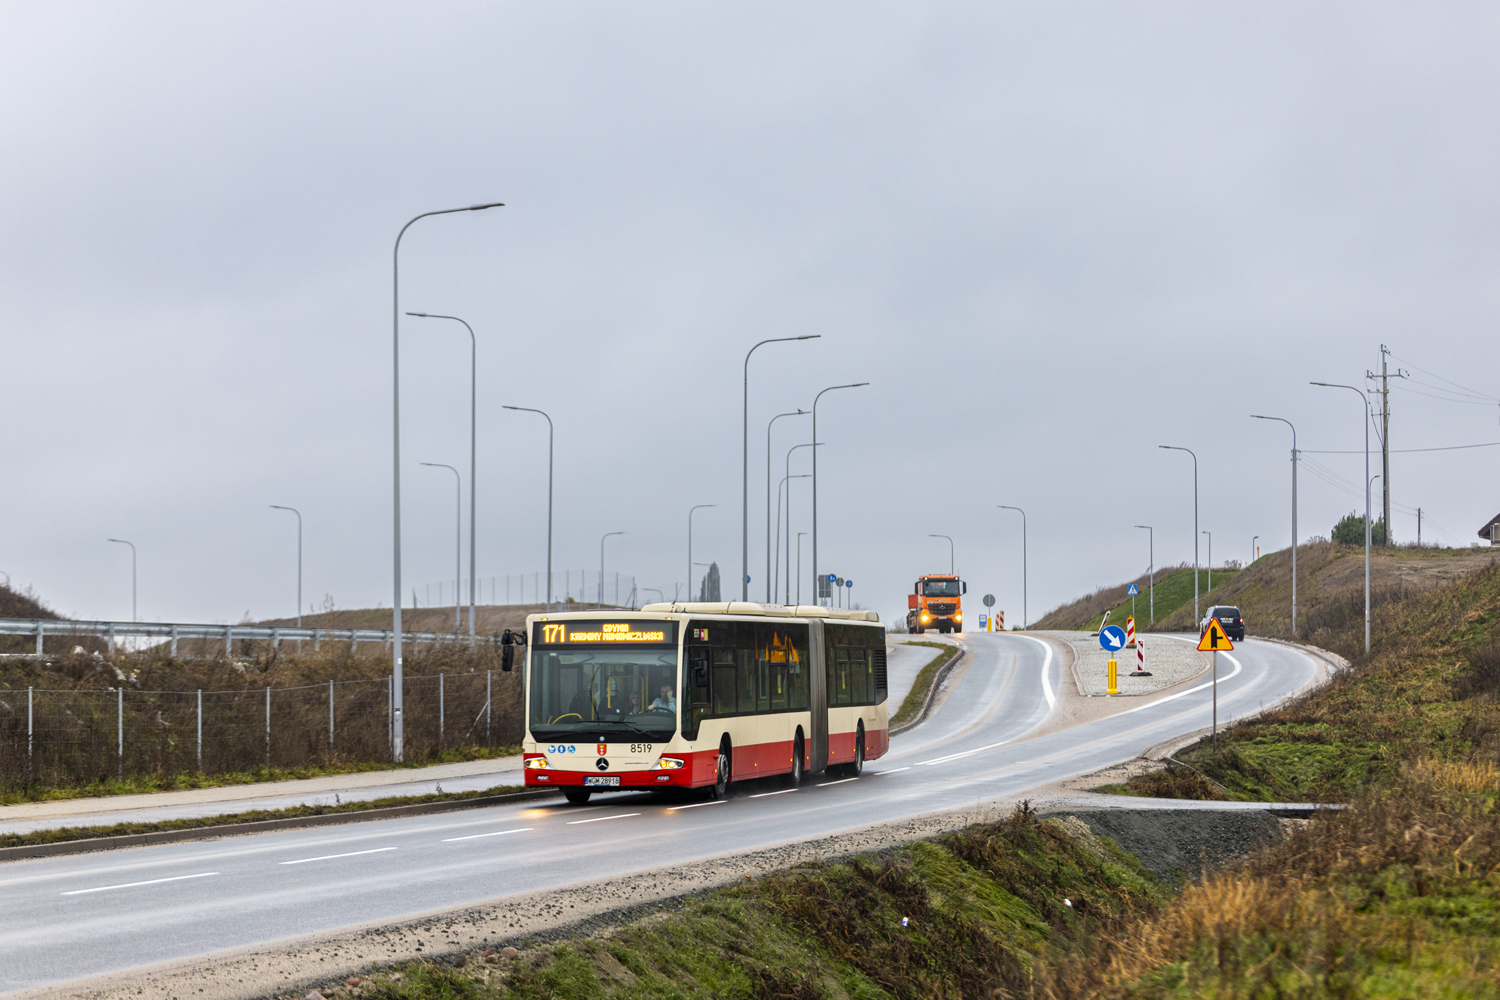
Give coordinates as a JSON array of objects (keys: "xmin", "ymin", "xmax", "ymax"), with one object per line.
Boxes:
[
  {"xmin": 524, "ymin": 756, "xmax": 550, "ymax": 769},
  {"xmin": 651, "ymin": 757, "xmax": 686, "ymax": 770},
  {"xmin": 955, "ymin": 613, "xmax": 962, "ymax": 622}
]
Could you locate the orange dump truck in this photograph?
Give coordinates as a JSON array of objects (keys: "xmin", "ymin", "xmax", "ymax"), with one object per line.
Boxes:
[{"xmin": 906, "ymin": 574, "xmax": 966, "ymax": 634}]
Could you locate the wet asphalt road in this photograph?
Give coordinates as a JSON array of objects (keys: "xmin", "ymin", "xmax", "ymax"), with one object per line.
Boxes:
[{"xmin": 0, "ymin": 633, "xmax": 1318, "ymax": 993}]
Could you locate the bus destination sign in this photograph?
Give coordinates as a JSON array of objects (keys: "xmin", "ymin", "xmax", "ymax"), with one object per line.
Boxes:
[{"xmin": 534, "ymin": 620, "xmax": 678, "ymax": 647}]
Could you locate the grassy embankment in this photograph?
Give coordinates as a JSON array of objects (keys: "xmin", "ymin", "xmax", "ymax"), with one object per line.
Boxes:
[
  {"xmin": 1031, "ymin": 565, "xmax": 1242, "ymax": 633},
  {"xmin": 296, "ymin": 804, "xmax": 1167, "ymax": 1000},
  {"xmin": 888, "ymin": 641, "xmax": 962, "ymax": 729}
]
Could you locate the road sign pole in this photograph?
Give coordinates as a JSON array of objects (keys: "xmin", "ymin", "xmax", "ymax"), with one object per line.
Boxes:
[{"xmin": 1213, "ymin": 650, "xmax": 1218, "ymax": 747}]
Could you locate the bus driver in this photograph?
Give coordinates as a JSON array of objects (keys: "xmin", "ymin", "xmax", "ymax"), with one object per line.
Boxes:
[{"xmin": 650, "ymin": 684, "xmax": 676, "ymax": 714}]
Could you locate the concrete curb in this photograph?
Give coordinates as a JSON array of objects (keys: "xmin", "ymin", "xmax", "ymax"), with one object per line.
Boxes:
[
  {"xmin": 889, "ymin": 640, "xmax": 965, "ymax": 738},
  {"xmin": 0, "ymin": 787, "xmax": 561, "ymax": 863}
]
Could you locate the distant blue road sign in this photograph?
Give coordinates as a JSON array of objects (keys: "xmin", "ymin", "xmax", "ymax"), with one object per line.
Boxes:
[
  {"xmin": 1127, "ymin": 584, "xmax": 1139, "ymax": 596},
  {"xmin": 845, "ymin": 580, "xmax": 853, "ymax": 587},
  {"xmin": 1099, "ymin": 625, "xmax": 1127, "ymax": 652},
  {"xmin": 827, "ymin": 573, "xmax": 837, "ymax": 582}
]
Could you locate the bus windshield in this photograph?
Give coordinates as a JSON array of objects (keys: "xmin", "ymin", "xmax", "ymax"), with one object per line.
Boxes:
[
  {"xmin": 529, "ymin": 648, "xmax": 680, "ymax": 740},
  {"xmin": 921, "ymin": 579, "xmax": 961, "ymax": 597}
]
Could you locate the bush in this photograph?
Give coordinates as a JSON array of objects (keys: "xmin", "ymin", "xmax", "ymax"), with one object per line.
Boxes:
[{"xmin": 1332, "ymin": 511, "xmax": 1386, "ymax": 545}]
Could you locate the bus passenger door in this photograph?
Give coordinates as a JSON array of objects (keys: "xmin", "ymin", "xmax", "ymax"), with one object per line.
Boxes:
[{"xmin": 808, "ymin": 619, "xmax": 828, "ymax": 773}]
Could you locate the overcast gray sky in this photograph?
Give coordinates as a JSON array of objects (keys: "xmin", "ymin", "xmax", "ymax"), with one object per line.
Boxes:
[{"xmin": 3, "ymin": 2, "xmax": 1499, "ymax": 629}]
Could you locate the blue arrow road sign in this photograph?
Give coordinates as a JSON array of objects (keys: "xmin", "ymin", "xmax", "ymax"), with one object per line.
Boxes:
[
  {"xmin": 1099, "ymin": 625, "xmax": 1127, "ymax": 651},
  {"xmin": 1127, "ymin": 584, "xmax": 1138, "ymax": 596},
  {"xmin": 827, "ymin": 573, "xmax": 837, "ymax": 582}
]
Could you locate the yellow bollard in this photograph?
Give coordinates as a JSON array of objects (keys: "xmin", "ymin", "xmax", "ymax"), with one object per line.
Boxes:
[{"xmin": 1107, "ymin": 657, "xmax": 1118, "ymax": 695}]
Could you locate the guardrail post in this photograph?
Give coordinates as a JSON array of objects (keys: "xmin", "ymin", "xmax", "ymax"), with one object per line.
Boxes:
[
  {"xmin": 271, "ymin": 628, "xmax": 279, "ymax": 653},
  {"xmin": 314, "ymin": 628, "xmax": 321, "ymax": 652},
  {"xmin": 117, "ymin": 686, "xmax": 124, "ymax": 781},
  {"xmin": 35, "ymin": 620, "xmax": 43, "ymax": 656},
  {"xmin": 350, "ymin": 629, "xmax": 358, "ymax": 654},
  {"xmin": 108, "ymin": 623, "xmax": 116, "ymax": 656},
  {"xmin": 197, "ymin": 689, "xmax": 203, "ymax": 771},
  {"xmin": 170, "ymin": 624, "xmax": 179, "ymax": 659},
  {"xmin": 225, "ymin": 626, "xmax": 232, "ymax": 657}
]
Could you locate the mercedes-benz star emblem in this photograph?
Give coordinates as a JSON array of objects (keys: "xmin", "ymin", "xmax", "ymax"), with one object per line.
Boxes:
[{"xmin": 595, "ymin": 757, "xmax": 610, "ymax": 771}]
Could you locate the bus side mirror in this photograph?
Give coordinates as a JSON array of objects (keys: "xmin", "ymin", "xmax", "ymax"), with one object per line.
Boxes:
[
  {"xmin": 962, "ymin": 582, "xmax": 967, "ymax": 594},
  {"xmin": 500, "ymin": 628, "xmax": 526, "ymax": 672}
]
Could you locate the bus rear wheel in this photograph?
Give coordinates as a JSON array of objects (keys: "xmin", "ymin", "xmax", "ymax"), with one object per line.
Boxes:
[
  {"xmin": 710, "ymin": 739, "xmax": 731, "ymax": 799},
  {"xmin": 564, "ymin": 788, "xmax": 591, "ymax": 805},
  {"xmin": 841, "ymin": 723, "xmax": 865, "ymax": 778},
  {"xmin": 789, "ymin": 732, "xmax": 805, "ymax": 787}
]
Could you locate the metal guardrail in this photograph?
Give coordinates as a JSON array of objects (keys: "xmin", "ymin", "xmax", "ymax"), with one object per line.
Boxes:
[{"xmin": 0, "ymin": 618, "xmax": 469, "ymax": 657}]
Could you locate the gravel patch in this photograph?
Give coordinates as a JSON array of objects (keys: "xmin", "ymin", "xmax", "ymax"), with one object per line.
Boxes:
[
  {"xmin": 1037, "ymin": 630, "xmax": 1208, "ymax": 696},
  {"xmin": 1054, "ymin": 808, "xmax": 1292, "ymax": 881}
]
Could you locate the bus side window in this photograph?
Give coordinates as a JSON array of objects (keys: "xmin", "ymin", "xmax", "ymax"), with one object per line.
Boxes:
[
  {"xmin": 737, "ymin": 648, "xmax": 757, "ymax": 715},
  {"xmin": 712, "ymin": 647, "xmax": 737, "ymax": 717}
]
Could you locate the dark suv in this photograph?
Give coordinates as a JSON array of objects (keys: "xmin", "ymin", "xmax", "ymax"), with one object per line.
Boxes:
[{"xmin": 1199, "ymin": 605, "xmax": 1246, "ymax": 641}]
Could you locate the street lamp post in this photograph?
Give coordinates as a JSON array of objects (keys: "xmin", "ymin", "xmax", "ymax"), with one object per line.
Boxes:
[
  {"xmin": 269, "ymin": 506, "xmax": 302, "ymax": 626},
  {"xmin": 1253, "ymin": 535, "xmax": 1259, "ymax": 565},
  {"xmin": 812, "ymin": 382, "xmax": 868, "ymax": 607},
  {"xmin": 781, "ymin": 441, "xmax": 821, "ymax": 606},
  {"xmin": 765, "ymin": 409, "xmax": 807, "ymax": 602},
  {"xmin": 997, "ymin": 506, "xmax": 1028, "ymax": 629},
  {"xmin": 1133, "ymin": 524, "xmax": 1153, "ymax": 623},
  {"xmin": 504, "ymin": 406, "xmax": 553, "ymax": 612},
  {"xmin": 775, "ymin": 474, "xmax": 810, "ymax": 603},
  {"xmin": 407, "ymin": 312, "xmax": 478, "ymax": 639},
  {"xmin": 1250, "ymin": 414, "xmax": 1299, "ymax": 636},
  {"xmin": 107, "ymin": 539, "xmax": 137, "ymax": 622},
  {"xmin": 599, "ymin": 532, "xmax": 625, "ymax": 609},
  {"xmin": 1159, "ymin": 445, "xmax": 1200, "ymax": 622},
  {"xmin": 928, "ymin": 534, "xmax": 955, "ymax": 574},
  {"xmin": 743, "ymin": 337, "xmax": 819, "ymax": 600},
  {"xmin": 392, "ymin": 200, "xmax": 502, "ymax": 762},
  {"xmin": 421, "ymin": 464, "xmax": 462, "ymax": 631},
  {"xmin": 688, "ymin": 505, "xmax": 715, "ymax": 605},
  {"xmin": 1310, "ymin": 383, "xmax": 1372, "ymax": 653}
]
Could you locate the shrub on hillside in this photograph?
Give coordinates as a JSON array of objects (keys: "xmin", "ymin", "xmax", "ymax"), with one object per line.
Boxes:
[{"xmin": 1332, "ymin": 511, "xmax": 1386, "ymax": 545}]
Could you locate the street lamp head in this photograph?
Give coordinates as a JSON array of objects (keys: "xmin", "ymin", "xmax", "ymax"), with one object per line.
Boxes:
[
  {"xmin": 793, "ymin": 335, "xmax": 821, "ymax": 341},
  {"xmin": 405, "ymin": 312, "xmax": 429, "ymax": 318},
  {"xmin": 469, "ymin": 202, "xmax": 505, "ymax": 211}
]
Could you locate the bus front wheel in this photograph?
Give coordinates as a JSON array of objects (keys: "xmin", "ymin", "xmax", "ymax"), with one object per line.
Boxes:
[
  {"xmin": 710, "ymin": 739, "xmax": 731, "ymax": 799},
  {"xmin": 789, "ymin": 731, "xmax": 805, "ymax": 787},
  {"xmin": 564, "ymin": 788, "xmax": 591, "ymax": 805}
]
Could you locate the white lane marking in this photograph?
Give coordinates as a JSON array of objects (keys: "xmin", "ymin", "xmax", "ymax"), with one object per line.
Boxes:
[
  {"xmin": 62, "ymin": 872, "xmax": 218, "ymax": 895},
  {"xmin": 819, "ymin": 777, "xmax": 859, "ymax": 786},
  {"xmin": 914, "ymin": 737, "xmax": 1018, "ymax": 767},
  {"xmin": 666, "ymin": 800, "xmax": 725, "ymax": 811},
  {"xmin": 1115, "ymin": 648, "xmax": 1243, "ymax": 716},
  {"xmin": 872, "ymin": 767, "xmax": 911, "ymax": 774},
  {"xmin": 749, "ymin": 788, "xmax": 798, "ymax": 798},
  {"xmin": 566, "ymin": 812, "xmax": 641, "ymax": 825},
  {"xmin": 280, "ymin": 847, "xmax": 398, "ymax": 865},
  {"xmin": 1016, "ymin": 634, "xmax": 1056, "ymax": 709},
  {"xmin": 442, "ymin": 827, "xmax": 533, "ymax": 843}
]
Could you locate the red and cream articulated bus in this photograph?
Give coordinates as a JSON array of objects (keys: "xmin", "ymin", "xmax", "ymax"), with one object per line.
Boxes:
[{"xmin": 520, "ymin": 603, "xmax": 888, "ymax": 803}]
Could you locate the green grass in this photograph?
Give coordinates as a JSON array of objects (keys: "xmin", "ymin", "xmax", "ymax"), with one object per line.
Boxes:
[
  {"xmin": 0, "ymin": 782, "xmax": 531, "ymax": 850},
  {"xmin": 889, "ymin": 641, "xmax": 961, "ymax": 728},
  {"xmin": 341, "ymin": 803, "xmax": 1167, "ymax": 1000},
  {"xmin": 0, "ymin": 744, "xmax": 522, "ymax": 806},
  {"xmin": 1085, "ymin": 567, "xmax": 1242, "ymax": 634}
]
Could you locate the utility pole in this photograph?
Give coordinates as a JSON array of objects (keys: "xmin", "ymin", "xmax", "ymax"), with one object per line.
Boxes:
[{"xmin": 1366, "ymin": 345, "xmax": 1407, "ymax": 546}]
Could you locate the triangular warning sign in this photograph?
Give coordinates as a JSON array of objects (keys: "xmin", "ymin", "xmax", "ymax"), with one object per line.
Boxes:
[{"xmin": 1197, "ymin": 616, "xmax": 1234, "ymax": 652}]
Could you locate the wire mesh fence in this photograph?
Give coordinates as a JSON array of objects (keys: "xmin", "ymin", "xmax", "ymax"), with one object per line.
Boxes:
[{"xmin": 0, "ymin": 669, "xmax": 523, "ymax": 791}]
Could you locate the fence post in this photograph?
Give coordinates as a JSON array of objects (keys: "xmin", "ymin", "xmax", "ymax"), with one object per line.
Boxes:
[
  {"xmin": 439, "ymin": 673, "xmax": 445, "ymax": 749},
  {"xmin": 117, "ymin": 686, "xmax": 124, "ymax": 781},
  {"xmin": 265, "ymin": 685, "xmax": 271, "ymax": 769},
  {"xmin": 387, "ymin": 674, "xmax": 393, "ymax": 753},
  {"xmin": 486, "ymin": 669, "xmax": 491, "ymax": 745},
  {"xmin": 27, "ymin": 686, "xmax": 33, "ymax": 772},
  {"xmin": 197, "ymin": 689, "xmax": 202, "ymax": 771},
  {"xmin": 35, "ymin": 620, "xmax": 43, "ymax": 656},
  {"xmin": 329, "ymin": 678, "xmax": 334, "ymax": 747},
  {"xmin": 170, "ymin": 624, "xmax": 179, "ymax": 659}
]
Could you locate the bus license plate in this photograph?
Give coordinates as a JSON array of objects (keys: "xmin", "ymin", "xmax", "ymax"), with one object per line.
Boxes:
[{"xmin": 584, "ymin": 776, "xmax": 620, "ymax": 787}]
